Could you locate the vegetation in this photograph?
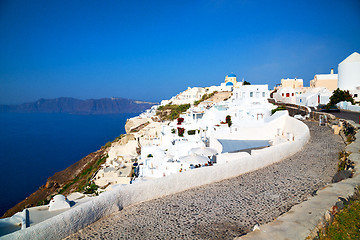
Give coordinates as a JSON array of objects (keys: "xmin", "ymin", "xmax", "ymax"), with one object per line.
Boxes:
[
  {"xmin": 58, "ymin": 154, "xmax": 108, "ymax": 194},
  {"xmin": 37, "ymin": 198, "xmax": 51, "ymax": 206},
  {"xmin": 319, "ymin": 197, "xmax": 360, "ymax": 240},
  {"xmin": 271, "ymin": 105, "xmax": 287, "ymax": 115},
  {"xmin": 223, "ymin": 92, "xmax": 233, "ymax": 101},
  {"xmin": 187, "ymin": 129, "xmax": 196, "ymax": 135},
  {"xmin": 225, "ymin": 115, "xmax": 232, "ymax": 127},
  {"xmin": 328, "ymin": 88, "xmax": 355, "ymax": 106},
  {"xmin": 177, "ymin": 117, "xmax": 184, "ymax": 125},
  {"xmin": 171, "ymin": 128, "xmax": 175, "ymax": 134},
  {"xmin": 156, "ymin": 104, "xmax": 191, "ymax": 121},
  {"xmin": 337, "ymin": 151, "xmax": 350, "ymax": 171},
  {"xmin": 83, "ymin": 183, "xmax": 99, "ymax": 195},
  {"xmin": 193, "ymin": 91, "xmax": 218, "ymax": 106},
  {"xmin": 103, "ymin": 141, "xmax": 112, "ymax": 149},
  {"xmin": 178, "ymin": 127, "xmax": 185, "ymax": 137},
  {"xmin": 113, "ymin": 134, "xmax": 125, "ymax": 142}
]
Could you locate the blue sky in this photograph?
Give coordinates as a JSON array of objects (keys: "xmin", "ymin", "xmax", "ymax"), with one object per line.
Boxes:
[{"xmin": 1, "ymin": 0, "xmax": 359, "ymax": 104}]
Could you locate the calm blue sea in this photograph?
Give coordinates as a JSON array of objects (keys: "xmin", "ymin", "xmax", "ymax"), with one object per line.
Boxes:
[{"xmin": 0, "ymin": 112, "xmax": 137, "ymax": 216}]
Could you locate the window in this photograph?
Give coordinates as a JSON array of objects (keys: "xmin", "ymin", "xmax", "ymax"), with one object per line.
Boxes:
[
  {"xmin": 262, "ymin": 92, "xmax": 265, "ymax": 97},
  {"xmin": 286, "ymin": 93, "xmax": 290, "ymax": 97},
  {"xmin": 292, "ymin": 93, "xmax": 294, "ymax": 96},
  {"xmin": 282, "ymin": 93, "xmax": 284, "ymax": 97},
  {"xmin": 354, "ymin": 94, "xmax": 358, "ymax": 98},
  {"xmin": 250, "ymin": 92, "xmax": 253, "ymax": 97}
]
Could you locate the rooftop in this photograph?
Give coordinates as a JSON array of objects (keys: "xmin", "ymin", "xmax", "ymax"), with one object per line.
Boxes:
[{"xmin": 339, "ymin": 52, "xmax": 360, "ymax": 65}]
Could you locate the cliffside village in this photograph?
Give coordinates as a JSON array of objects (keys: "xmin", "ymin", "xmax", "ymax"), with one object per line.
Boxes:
[{"xmin": 1, "ymin": 52, "xmax": 359, "ymax": 237}]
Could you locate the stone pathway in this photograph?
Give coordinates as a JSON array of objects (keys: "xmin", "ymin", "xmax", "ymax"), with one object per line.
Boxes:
[{"xmin": 65, "ymin": 121, "xmax": 344, "ymax": 240}]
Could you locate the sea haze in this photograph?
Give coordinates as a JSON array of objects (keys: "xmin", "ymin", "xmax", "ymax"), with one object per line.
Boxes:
[{"xmin": 0, "ymin": 112, "xmax": 137, "ymax": 216}]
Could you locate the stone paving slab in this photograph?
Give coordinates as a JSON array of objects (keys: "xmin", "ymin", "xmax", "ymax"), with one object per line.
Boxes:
[{"xmin": 239, "ymin": 136, "xmax": 360, "ymax": 240}]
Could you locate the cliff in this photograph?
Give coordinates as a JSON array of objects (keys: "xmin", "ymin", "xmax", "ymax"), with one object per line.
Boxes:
[
  {"xmin": 0, "ymin": 97, "xmax": 157, "ymax": 114},
  {"xmin": 1, "ymin": 148, "xmax": 107, "ymax": 218}
]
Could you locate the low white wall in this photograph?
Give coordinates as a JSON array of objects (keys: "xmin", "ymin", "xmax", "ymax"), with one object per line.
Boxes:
[
  {"xmin": 4, "ymin": 115, "xmax": 310, "ymax": 240},
  {"xmin": 210, "ymin": 111, "xmax": 289, "ymax": 154},
  {"xmin": 337, "ymin": 101, "xmax": 360, "ymax": 113}
]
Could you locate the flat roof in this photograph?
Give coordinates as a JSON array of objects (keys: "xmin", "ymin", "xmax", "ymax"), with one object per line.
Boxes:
[{"xmin": 218, "ymin": 139, "xmax": 270, "ymax": 153}]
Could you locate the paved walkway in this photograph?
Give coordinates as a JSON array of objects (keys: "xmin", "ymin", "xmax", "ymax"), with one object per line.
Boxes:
[
  {"xmin": 65, "ymin": 121, "xmax": 344, "ymax": 240},
  {"xmin": 330, "ymin": 110, "xmax": 360, "ymax": 123}
]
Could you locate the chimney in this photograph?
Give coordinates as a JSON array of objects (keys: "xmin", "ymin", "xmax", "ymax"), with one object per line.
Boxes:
[{"xmin": 330, "ymin": 68, "xmax": 334, "ymax": 74}]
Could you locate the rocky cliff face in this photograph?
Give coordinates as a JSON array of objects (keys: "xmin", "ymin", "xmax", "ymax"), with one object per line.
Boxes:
[
  {"xmin": 0, "ymin": 97, "xmax": 157, "ymax": 114},
  {"xmin": 1, "ymin": 148, "xmax": 107, "ymax": 218}
]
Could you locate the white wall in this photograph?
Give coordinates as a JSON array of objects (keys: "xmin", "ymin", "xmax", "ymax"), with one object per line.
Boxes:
[
  {"xmin": 338, "ymin": 61, "xmax": 360, "ymax": 91},
  {"xmin": 3, "ymin": 114, "xmax": 310, "ymax": 240}
]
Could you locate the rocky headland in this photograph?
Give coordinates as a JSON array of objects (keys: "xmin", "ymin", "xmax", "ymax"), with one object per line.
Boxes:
[{"xmin": 0, "ymin": 97, "xmax": 157, "ymax": 114}]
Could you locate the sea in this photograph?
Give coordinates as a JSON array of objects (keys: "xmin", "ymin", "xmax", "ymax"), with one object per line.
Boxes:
[{"xmin": 0, "ymin": 112, "xmax": 138, "ymax": 217}]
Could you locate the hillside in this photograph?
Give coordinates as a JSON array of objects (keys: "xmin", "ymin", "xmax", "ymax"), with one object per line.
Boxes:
[{"xmin": 0, "ymin": 97, "xmax": 157, "ymax": 114}]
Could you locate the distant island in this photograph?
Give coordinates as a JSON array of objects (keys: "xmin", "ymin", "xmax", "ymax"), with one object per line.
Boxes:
[{"xmin": 0, "ymin": 97, "xmax": 158, "ymax": 114}]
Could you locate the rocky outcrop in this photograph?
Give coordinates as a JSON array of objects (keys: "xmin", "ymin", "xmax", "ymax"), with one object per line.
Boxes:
[{"xmin": 125, "ymin": 117, "xmax": 151, "ymax": 133}]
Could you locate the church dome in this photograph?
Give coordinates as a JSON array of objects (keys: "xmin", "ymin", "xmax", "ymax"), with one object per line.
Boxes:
[{"xmin": 228, "ymin": 73, "xmax": 236, "ymax": 78}]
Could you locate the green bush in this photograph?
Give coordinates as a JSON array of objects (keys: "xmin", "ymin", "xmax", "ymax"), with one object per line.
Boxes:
[
  {"xmin": 271, "ymin": 106, "xmax": 287, "ymax": 115},
  {"xmin": 103, "ymin": 141, "xmax": 112, "ymax": 149},
  {"xmin": 328, "ymin": 88, "xmax": 355, "ymax": 106},
  {"xmin": 194, "ymin": 91, "xmax": 218, "ymax": 106},
  {"xmin": 178, "ymin": 127, "xmax": 185, "ymax": 137},
  {"xmin": 225, "ymin": 115, "xmax": 232, "ymax": 127},
  {"xmin": 84, "ymin": 183, "xmax": 99, "ymax": 195},
  {"xmin": 156, "ymin": 104, "xmax": 190, "ymax": 121},
  {"xmin": 187, "ymin": 130, "xmax": 196, "ymax": 135}
]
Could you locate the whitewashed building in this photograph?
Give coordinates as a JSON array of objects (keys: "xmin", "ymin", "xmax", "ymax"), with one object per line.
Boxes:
[
  {"xmin": 295, "ymin": 87, "xmax": 332, "ymax": 107},
  {"xmin": 338, "ymin": 52, "xmax": 360, "ymax": 102}
]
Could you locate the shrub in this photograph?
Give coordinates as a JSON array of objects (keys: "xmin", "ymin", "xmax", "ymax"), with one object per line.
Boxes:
[
  {"xmin": 187, "ymin": 130, "xmax": 196, "ymax": 135},
  {"xmin": 271, "ymin": 105, "xmax": 287, "ymax": 115},
  {"xmin": 328, "ymin": 88, "xmax": 355, "ymax": 106},
  {"xmin": 194, "ymin": 91, "xmax": 218, "ymax": 106},
  {"xmin": 178, "ymin": 127, "xmax": 185, "ymax": 137},
  {"xmin": 84, "ymin": 183, "xmax": 99, "ymax": 195},
  {"xmin": 156, "ymin": 104, "xmax": 191, "ymax": 121},
  {"xmin": 103, "ymin": 141, "xmax": 112, "ymax": 149},
  {"xmin": 225, "ymin": 115, "xmax": 232, "ymax": 127},
  {"xmin": 177, "ymin": 117, "xmax": 184, "ymax": 125},
  {"xmin": 171, "ymin": 128, "xmax": 175, "ymax": 134}
]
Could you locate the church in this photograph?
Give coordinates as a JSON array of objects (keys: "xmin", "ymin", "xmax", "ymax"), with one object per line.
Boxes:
[{"xmin": 220, "ymin": 73, "xmax": 243, "ymax": 88}]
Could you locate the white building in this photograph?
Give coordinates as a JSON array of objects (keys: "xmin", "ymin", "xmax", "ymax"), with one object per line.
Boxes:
[
  {"xmin": 295, "ymin": 87, "xmax": 332, "ymax": 107},
  {"xmin": 163, "ymin": 87, "xmax": 207, "ymax": 105},
  {"xmin": 219, "ymin": 73, "xmax": 243, "ymax": 89},
  {"xmin": 272, "ymin": 87, "xmax": 304, "ymax": 104},
  {"xmin": 338, "ymin": 52, "xmax": 360, "ymax": 102}
]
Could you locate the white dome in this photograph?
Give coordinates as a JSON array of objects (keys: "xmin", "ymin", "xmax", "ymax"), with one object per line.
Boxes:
[{"xmin": 49, "ymin": 194, "xmax": 71, "ymax": 211}]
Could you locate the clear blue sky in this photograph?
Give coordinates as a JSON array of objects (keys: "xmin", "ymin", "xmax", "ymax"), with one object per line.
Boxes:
[{"xmin": 1, "ymin": 0, "xmax": 359, "ymax": 104}]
